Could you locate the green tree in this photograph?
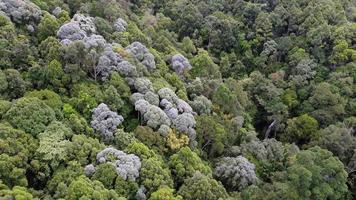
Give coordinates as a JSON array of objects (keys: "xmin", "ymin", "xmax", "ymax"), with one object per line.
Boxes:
[
  {"xmin": 203, "ymin": 12, "xmax": 239, "ymax": 53},
  {"xmin": 139, "ymin": 157, "xmax": 174, "ymax": 194},
  {"xmin": 168, "ymin": 147, "xmax": 211, "ymax": 184},
  {"xmin": 4, "ymin": 97, "xmax": 56, "ymax": 136},
  {"xmin": 70, "ymin": 91, "xmax": 98, "ymax": 120},
  {"xmin": 0, "ymin": 100, "xmax": 11, "ymax": 119},
  {"xmin": 178, "ymin": 172, "xmax": 229, "ymax": 200},
  {"xmin": 149, "ymin": 187, "xmax": 183, "ymax": 200},
  {"xmin": 66, "ymin": 176, "xmax": 119, "ymax": 200},
  {"xmin": 92, "ymin": 163, "xmax": 118, "ymax": 189},
  {"xmin": 39, "ymin": 36, "xmax": 62, "ymax": 62},
  {"xmin": 316, "ymin": 122, "xmax": 356, "ymax": 172},
  {"xmin": 66, "ymin": 134, "xmax": 104, "ymax": 166},
  {"xmin": 190, "ymin": 49, "xmax": 221, "ymax": 79},
  {"xmin": 284, "ymin": 146, "xmax": 348, "ymax": 200},
  {"xmin": 196, "ymin": 115, "xmax": 227, "ymax": 158},
  {"xmin": 134, "ymin": 126, "xmax": 166, "ymax": 154},
  {"xmin": 35, "ymin": 121, "xmax": 72, "ymax": 168},
  {"xmin": 0, "ymin": 183, "xmax": 38, "ymax": 200},
  {"xmin": 212, "ymin": 84, "xmax": 241, "ymax": 115},
  {"xmin": 0, "ymin": 123, "xmax": 37, "ymax": 187},
  {"xmin": 281, "ymin": 114, "xmax": 319, "ymax": 145},
  {"xmin": 46, "ymin": 161, "xmax": 84, "ymax": 199},
  {"xmin": 165, "ymin": 1, "xmax": 204, "ymax": 40},
  {"xmin": 304, "ymin": 82, "xmax": 346, "ymax": 127},
  {"xmin": 180, "ymin": 37, "xmax": 196, "ymax": 57},
  {"xmin": 37, "ymin": 12, "xmax": 60, "ymax": 42},
  {"xmin": 3, "ymin": 69, "xmax": 28, "ymax": 99},
  {"xmin": 25, "ymin": 89, "xmax": 63, "ymax": 110}
]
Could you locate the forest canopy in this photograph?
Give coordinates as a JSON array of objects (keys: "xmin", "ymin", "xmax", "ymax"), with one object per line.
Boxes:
[{"xmin": 0, "ymin": 0, "xmax": 355, "ymax": 199}]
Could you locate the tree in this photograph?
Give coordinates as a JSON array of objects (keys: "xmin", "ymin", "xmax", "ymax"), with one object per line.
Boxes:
[
  {"xmin": 0, "ymin": 123, "xmax": 37, "ymax": 187},
  {"xmin": 125, "ymin": 142, "xmax": 157, "ymax": 161},
  {"xmin": 168, "ymin": 147, "xmax": 211, "ymax": 184},
  {"xmin": 203, "ymin": 12, "xmax": 239, "ymax": 53},
  {"xmin": 189, "ymin": 95, "xmax": 212, "ymax": 115},
  {"xmin": 304, "ymin": 82, "xmax": 346, "ymax": 127},
  {"xmin": 125, "ymin": 42, "xmax": 156, "ymax": 71},
  {"xmin": 164, "ymin": 1, "xmax": 204, "ymax": 40},
  {"xmin": 91, "ymin": 163, "xmax": 118, "ymax": 188},
  {"xmin": 0, "ymin": 70, "xmax": 8, "ymax": 96},
  {"xmin": 3, "ymin": 69, "xmax": 28, "ymax": 99},
  {"xmin": 235, "ymin": 138, "xmax": 299, "ymax": 182},
  {"xmin": 190, "ymin": 49, "xmax": 221, "ymax": 79},
  {"xmin": 91, "ymin": 103, "xmax": 124, "ymax": 141},
  {"xmin": 66, "ymin": 176, "xmax": 120, "ymax": 200},
  {"xmin": 102, "ymin": 86, "xmax": 125, "ymax": 113},
  {"xmin": 63, "ymin": 104, "xmax": 95, "ymax": 136},
  {"xmin": 113, "ymin": 129, "xmax": 137, "ymax": 150},
  {"xmin": 173, "ymin": 113, "xmax": 196, "ymax": 141},
  {"xmin": 114, "ymin": 18, "xmax": 128, "ymax": 32},
  {"xmin": 36, "ymin": 121, "xmax": 71, "ymax": 168},
  {"xmin": 134, "ymin": 126, "xmax": 166, "ymax": 154},
  {"xmin": 195, "ymin": 115, "xmax": 227, "ymax": 158},
  {"xmin": 43, "ymin": 60, "xmax": 66, "ymax": 92},
  {"xmin": 281, "ymin": 114, "xmax": 319, "ymax": 145},
  {"xmin": 214, "ymin": 156, "xmax": 258, "ymax": 191},
  {"xmin": 93, "ymin": 147, "xmax": 141, "ymax": 181},
  {"xmin": 0, "ymin": 100, "xmax": 11, "ymax": 119},
  {"xmin": 212, "ymin": 84, "xmax": 240, "ymax": 115},
  {"xmin": 149, "ymin": 187, "xmax": 183, "ymax": 200},
  {"xmin": 288, "ymin": 59, "xmax": 317, "ymax": 87},
  {"xmin": 4, "ymin": 97, "xmax": 56, "ymax": 136},
  {"xmin": 247, "ymin": 71, "xmax": 288, "ymax": 135},
  {"xmin": 220, "ymin": 53, "xmax": 246, "ymax": 79},
  {"xmin": 37, "ymin": 12, "xmax": 60, "ymax": 42},
  {"xmin": 46, "ymin": 161, "xmax": 83, "ymax": 199},
  {"xmin": 254, "ymin": 12, "xmax": 272, "ymax": 40},
  {"xmin": 0, "ymin": 0, "xmax": 42, "ymax": 24},
  {"xmin": 135, "ymin": 100, "xmax": 171, "ymax": 131},
  {"xmin": 0, "ymin": 184, "xmax": 38, "ymax": 200},
  {"xmin": 25, "ymin": 89, "xmax": 63, "ymax": 110},
  {"xmin": 316, "ymin": 122, "xmax": 356, "ymax": 173},
  {"xmin": 166, "ymin": 130, "xmax": 189, "ymax": 151},
  {"xmin": 71, "ymin": 90, "xmax": 98, "ymax": 119},
  {"xmin": 0, "ymin": 14, "xmax": 16, "ymax": 68},
  {"xmin": 178, "ymin": 172, "xmax": 229, "ymax": 200},
  {"xmin": 139, "ymin": 157, "xmax": 174, "ymax": 194},
  {"xmin": 39, "ymin": 36, "xmax": 62, "ymax": 62},
  {"xmin": 171, "ymin": 54, "xmax": 192, "ymax": 75},
  {"xmin": 283, "ymin": 146, "xmax": 348, "ymax": 200},
  {"xmin": 180, "ymin": 37, "xmax": 196, "ymax": 57}
]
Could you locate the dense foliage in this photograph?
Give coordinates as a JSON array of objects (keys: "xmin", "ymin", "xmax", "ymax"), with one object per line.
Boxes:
[{"xmin": 0, "ymin": 0, "xmax": 355, "ymax": 199}]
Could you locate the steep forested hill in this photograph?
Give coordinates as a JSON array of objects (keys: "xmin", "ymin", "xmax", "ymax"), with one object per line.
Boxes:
[{"xmin": 0, "ymin": 0, "xmax": 355, "ymax": 199}]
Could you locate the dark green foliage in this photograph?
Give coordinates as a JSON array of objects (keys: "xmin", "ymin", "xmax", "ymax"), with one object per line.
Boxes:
[
  {"xmin": 92, "ymin": 163, "xmax": 118, "ymax": 188},
  {"xmin": 168, "ymin": 147, "xmax": 211, "ymax": 184},
  {"xmin": 195, "ymin": 115, "xmax": 227, "ymax": 157},
  {"xmin": 190, "ymin": 49, "xmax": 221, "ymax": 79},
  {"xmin": 281, "ymin": 114, "xmax": 319, "ymax": 145},
  {"xmin": 0, "ymin": 123, "xmax": 37, "ymax": 187},
  {"xmin": 3, "ymin": 69, "xmax": 28, "ymax": 99},
  {"xmin": 304, "ymin": 82, "xmax": 346, "ymax": 127},
  {"xmin": 65, "ymin": 176, "xmax": 120, "ymax": 200},
  {"xmin": 178, "ymin": 172, "xmax": 229, "ymax": 200},
  {"xmin": 284, "ymin": 147, "xmax": 349, "ymax": 200},
  {"xmin": 139, "ymin": 157, "xmax": 174, "ymax": 194},
  {"xmin": 4, "ymin": 97, "xmax": 56, "ymax": 136},
  {"xmin": 25, "ymin": 89, "xmax": 63, "ymax": 110},
  {"xmin": 0, "ymin": 0, "xmax": 354, "ymax": 198},
  {"xmin": 37, "ymin": 12, "xmax": 60, "ymax": 42}
]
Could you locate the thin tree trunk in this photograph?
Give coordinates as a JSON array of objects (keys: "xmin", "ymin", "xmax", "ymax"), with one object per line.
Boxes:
[{"xmin": 265, "ymin": 120, "xmax": 276, "ymax": 139}]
